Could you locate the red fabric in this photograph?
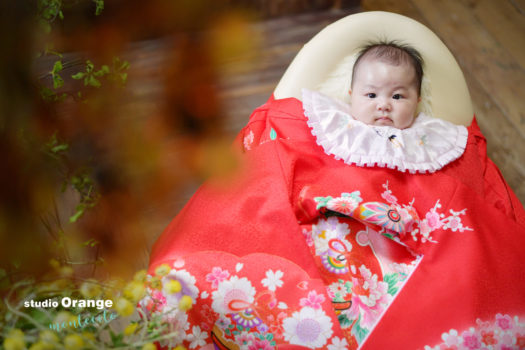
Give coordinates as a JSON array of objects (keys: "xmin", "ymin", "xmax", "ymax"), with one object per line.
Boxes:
[{"xmin": 149, "ymin": 96, "xmax": 525, "ymax": 349}]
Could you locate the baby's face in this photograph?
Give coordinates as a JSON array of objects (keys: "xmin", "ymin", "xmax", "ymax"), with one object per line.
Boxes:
[{"xmin": 349, "ymin": 59, "xmax": 420, "ymax": 129}]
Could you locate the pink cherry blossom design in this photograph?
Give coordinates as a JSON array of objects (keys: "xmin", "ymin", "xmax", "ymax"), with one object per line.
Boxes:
[
  {"xmin": 381, "ymin": 191, "xmax": 397, "ymax": 204},
  {"xmin": 442, "ymin": 330, "xmax": 461, "ymax": 347},
  {"xmin": 299, "ymin": 290, "xmax": 326, "ymax": 310},
  {"xmin": 495, "ymin": 313, "xmax": 513, "ymax": 330},
  {"xmin": 461, "ymin": 330, "xmax": 481, "ymax": 349},
  {"xmin": 248, "ymin": 339, "xmax": 274, "ymax": 350},
  {"xmin": 425, "ymin": 210, "xmax": 443, "ymax": 229},
  {"xmin": 205, "ymin": 267, "xmax": 230, "ymax": 289},
  {"xmin": 419, "ymin": 220, "xmax": 431, "ymax": 236},
  {"xmin": 448, "ymin": 217, "xmax": 460, "ymax": 230}
]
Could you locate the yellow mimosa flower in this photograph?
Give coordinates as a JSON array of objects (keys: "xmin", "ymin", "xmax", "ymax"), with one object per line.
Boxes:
[
  {"xmin": 115, "ymin": 297, "xmax": 135, "ymax": 317},
  {"xmin": 64, "ymin": 334, "xmax": 84, "ymax": 350},
  {"xmin": 79, "ymin": 279, "xmax": 102, "ymax": 298},
  {"xmin": 3, "ymin": 329, "xmax": 25, "ymax": 350},
  {"xmin": 142, "ymin": 343, "xmax": 157, "ymax": 350},
  {"xmin": 133, "ymin": 269, "xmax": 148, "ymax": 283},
  {"xmin": 178, "ymin": 295, "xmax": 193, "ymax": 311},
  {"xmin": 123, "ymin": 280, "xmax": 146, "ymax": 302},
  {"xmin": 149, "ymin": 276, "xmax": 162, "ymax": 290},
  {"xmin": 165, "ymin": 279, "xmax": 182, "ymax": 294},
  {"xmin": 124, "ymin": 322, "xmax": 138, "ymax": 336},
  {"xmin": 154, "ymin": 263, "xmax": 171, "ymax": 277},
  {"xmin": 39, "ymin": 329, "xmax": 59, "ymax": 345}
]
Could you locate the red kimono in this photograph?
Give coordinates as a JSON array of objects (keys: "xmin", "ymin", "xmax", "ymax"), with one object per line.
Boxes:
[{"xmin": 147, "ymin": 95, "xmax": 525, "ymax": 350}]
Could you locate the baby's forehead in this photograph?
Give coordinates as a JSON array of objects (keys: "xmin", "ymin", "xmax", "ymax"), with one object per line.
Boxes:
[
  {"xmin": 354, "ymin": 55, "xmax": 416, "ymax": 73},
  {"xmin": 351, "ymin": 58, "xmax": 419, "ymax": 91},
  {"xmin": 352, "ymin": 56, "xmax": 418, "ymax": 87}
]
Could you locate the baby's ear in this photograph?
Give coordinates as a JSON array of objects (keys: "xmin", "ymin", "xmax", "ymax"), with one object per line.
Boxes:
[{"xmin": 348, "ymin": 89, "xmax": 352, "ymax": 96}]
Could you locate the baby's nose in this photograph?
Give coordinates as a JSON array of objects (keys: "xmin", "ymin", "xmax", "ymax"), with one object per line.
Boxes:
[{"xmin": 377, "ymin": 99, "xmax": 391, "ymax": 111}]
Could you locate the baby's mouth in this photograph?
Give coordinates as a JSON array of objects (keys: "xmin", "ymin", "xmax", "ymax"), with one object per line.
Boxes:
[{"xmin": 374, "ymin": 116, "xmax": 393, "ymax": 124}]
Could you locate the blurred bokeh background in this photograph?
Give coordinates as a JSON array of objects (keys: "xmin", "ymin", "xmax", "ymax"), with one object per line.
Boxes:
[{"xmin": 1, "ymin": 0, "xmax": 523, "ymax": 286}]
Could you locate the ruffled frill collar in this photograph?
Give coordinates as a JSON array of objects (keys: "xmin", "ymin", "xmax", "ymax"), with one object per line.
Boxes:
[{"xmin": 302, "ymin": 89, "xmax": 468, "ymax": 174}]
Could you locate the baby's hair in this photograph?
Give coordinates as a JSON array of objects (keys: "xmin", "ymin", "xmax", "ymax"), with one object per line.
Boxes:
[{"xmin": 351, "ymin": 40, "xmax": 424, "ymax": 95}]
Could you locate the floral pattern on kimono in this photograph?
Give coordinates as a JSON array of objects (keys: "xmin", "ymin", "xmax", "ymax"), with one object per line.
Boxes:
[
  {"xmin": 298, "ymin": 182, "xmax": 472, "ymax": 348},
  {"xmin": 142, "ymin": 252, "xmax": 349, "ymax": 349}
]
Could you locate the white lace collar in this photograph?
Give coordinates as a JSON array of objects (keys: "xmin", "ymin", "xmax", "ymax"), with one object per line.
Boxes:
[{"xmin": 302, "ymin": 89, "xmax": 468, "ymax": 174}]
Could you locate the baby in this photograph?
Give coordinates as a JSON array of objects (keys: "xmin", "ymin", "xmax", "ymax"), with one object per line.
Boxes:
[
  {"xmin": 349, "ymin": 41, "xmax": 423, "ymax": 129},
  {"xmin": 301, "ymin": 40, "xmax": 467, "ymax": 173}
]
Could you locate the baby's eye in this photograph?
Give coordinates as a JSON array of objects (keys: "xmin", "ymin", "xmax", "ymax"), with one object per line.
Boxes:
[
  {"xmin": 392, "ymin": 94, "xmax": 403, "ymax": 100},
  {"xmin": 367, "ymin": 93, "xmax": 376, "ymax": 98}
]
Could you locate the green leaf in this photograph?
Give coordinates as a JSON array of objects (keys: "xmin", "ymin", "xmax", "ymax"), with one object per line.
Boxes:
[
  {"xmin": 338, "ymin": 313, "xmax": 353, "ymax": 327},
  {"xmin": 94, "ymin": 65, "xmax": 109, "ymax": 77},
  {"xmin": 69, "ymin": 205, "xmax": 85, "ymax": 223},
  {"xmin": 382, "ymin": 232, "xmax": 395, "ymax": 240},
  {"xmin": 113, "ymin": 58, "xmax": 130, "ymax": 71},
  {"xmin": 40, "ymin": 87, "xmax": 56, "ymax": 101},
  {"xmin": 314, "ymin": 196, "xmax": 332, "ymax": 209},
  {"xmin": 52, "ymin": 74, "xmax": 64, "ymax": 89},
  {"xmin": 119, "ymin": 72, "xmax": 128, "ymax": 83},
  {"xmin": 51, "ymin": 143, "xmax": 68, "ymax": 154},
  {"xmin": 71, "ymin": 72, "xmax": 86, "ymax": 80},
  {"xmin": 86, "ymin": 60, "xmax": 94, "ymax": 72},
  {"xmin": 94, "ymin": 0, "xmax": 104, "ymax": 15},
  {"xmin": 87, "ymin": 75, "xmax": 101, "ymax": 88},
  {"xmin": 352, "ymin": 316, "xmax": 369, "ymax": 343},
  {"xmin": 109, "ymin": 329, "xmax": 126, "ymax": 347},
  {"xmin": 52, "ymin": 60, "xmax": 63, "ymax": 73},
  {"xmin": 30, "ymin": 308, "xmax": 52, "ymax": 324},
  {"xmin": 120, "ymin": 61, "xmax": 130, "ymax": 70},
  {"xmin": 384, "ymin": 273, "xmax": 400, "ymax": 295},
  {"xmin": 83, "ymin": 238, "xmax": 100, "ymax": 247}
]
